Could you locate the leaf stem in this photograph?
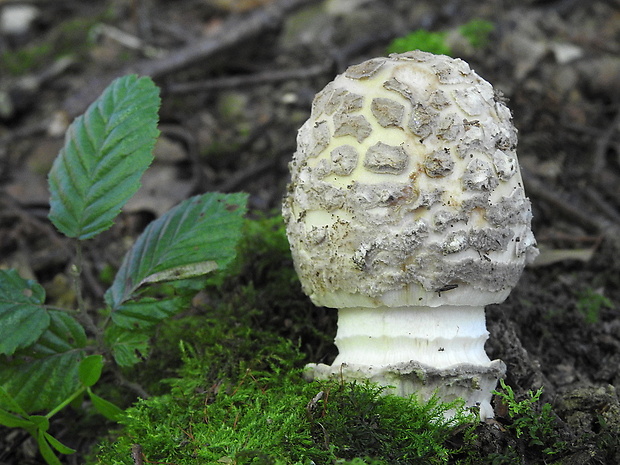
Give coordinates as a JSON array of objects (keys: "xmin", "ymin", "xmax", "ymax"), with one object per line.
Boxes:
[
  {"xmin": 72, "ymin": 241, "xmax": 99, "ymax": 338},
  {"xmin": 72, "ymin": 241, "xmax": 86, "ymax": 313},
  {"xmin": 45, "ymin": 385, "xmax": 86, "ymax": 419}
]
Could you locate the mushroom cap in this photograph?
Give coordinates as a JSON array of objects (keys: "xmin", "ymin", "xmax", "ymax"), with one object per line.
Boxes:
[{"xmin": 283, "ymin": 51, "xmax": 538, "ymax": 309}]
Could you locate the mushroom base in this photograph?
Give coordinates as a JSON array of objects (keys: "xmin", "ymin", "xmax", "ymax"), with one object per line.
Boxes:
[{"xmin": 305, "ymin": 359, "xmax": 506, "ymax": 420}]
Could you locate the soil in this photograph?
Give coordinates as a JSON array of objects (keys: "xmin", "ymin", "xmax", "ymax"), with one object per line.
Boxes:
[{"xmin": 1, "ymin": 0, "xmax": 620, "ymax": 464}]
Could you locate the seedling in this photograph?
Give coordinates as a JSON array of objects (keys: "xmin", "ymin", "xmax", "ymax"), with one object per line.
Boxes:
[
  {"xmin": 0, "ymin": 75, "xmax": 247, "ymax": 464},
  {"xmin": 494, "ymin": 379, "xmax": 565, "ymax": 455}
]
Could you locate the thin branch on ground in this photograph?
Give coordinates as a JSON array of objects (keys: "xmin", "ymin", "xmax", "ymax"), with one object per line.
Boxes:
[
  {"xmin": 591, "ymin": 106, "xmax": 620, "ymax": 176},
  {"xmin": 521, "ymin": 168, "xmax": 619, "ymax": 236},
  {"xmin": 165, "ymin": 62, "xmax": 331, "ymax": 94}
]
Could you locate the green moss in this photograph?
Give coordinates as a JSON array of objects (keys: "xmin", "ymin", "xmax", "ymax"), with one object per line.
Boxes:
[
  {"xmin": 576, "ymin": 287, "xmax": 613, "ymax": 324},
  {"xmin": 93, "ymin": 336, "xmax": 479, "ymax": 464},
  {"xmin": 1, "ymin": 14, "xmax": 106, "ymax": 76},
  {"xmin": 458, "ymin": 20, "xmax": 494, "ymax": 49},
  {"xmin": 386, "ymin": 29, "xmax": 451, "ymax": 56},
  {"xmin": 1, "ymin": 43, "xmax": 53, "ymax": 75},
  {"xmin": 386, "ymin": 19, "xmax": 495, "ymax": 57}
]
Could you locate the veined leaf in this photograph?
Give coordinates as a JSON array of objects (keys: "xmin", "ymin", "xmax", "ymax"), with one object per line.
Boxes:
[
  {"xmin": 105, "ymin": 192, "xmax": 247, "ymax": 310},
  {"xmin": 110, "ymin": 276, "xmax": 205, "ymax": 329},
  {"xmin": 111, "ymin": 295, "xmax": 190, "ymax": 329},
  {"xmin": 48, "ymin": 74, "xmax": 160, "ymax": 240},
  {"xmin": 0, "ymin": 385, "xmax": 29, "ymax": 416},
  {"xmin": 104, "ymin": 326, "xmax": 150, "ymax": 367},
  {"xmin": 0, "ymin": 311, "xmax": 86, "ymax": 413},
  {"xmin": 0, "ymin": 269, "xmax": 49, "ymax": 356}
]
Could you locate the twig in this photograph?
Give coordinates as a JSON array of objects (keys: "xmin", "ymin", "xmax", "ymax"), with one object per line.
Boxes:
[
  {"xmin": 215, "ymin": 157, "xmax": 277, "ymax": 193},
  {"xmin": 62, "ymin": 0, "xmax": 323, "ymax": 117},
  {"xmin": 165, "ymin": 62, "xmax": 330, "ymax": 94},
  {"xmin": 131, "ymin": 444, "xmax": 144, "ymax": 465},
  {"xmin": 591, "ymin": 106, "xmax": 620, "ymax": 176},
  {"xmin": 582, "ymin": 186, "xmax": 620, "ymax": 223},
  {"xmin": 114, "ymin": 370, "xmax": 150, "ymax": 399},
  {"xmin": 521, "ymin": 167, "xmax": 617, "ymax": 235}
]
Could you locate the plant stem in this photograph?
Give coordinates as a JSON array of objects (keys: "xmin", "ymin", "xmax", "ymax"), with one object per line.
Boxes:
[
  {"xmin": 72, "ymin": 241, "xmax": 99, "ymax": 337},
  {"xmin": 45, "ymin": 386, "xmax": 86, "ymax": 419},
  {"xmin": 72, "ymin": 241, "xmax": 86, "ymax": 314}
]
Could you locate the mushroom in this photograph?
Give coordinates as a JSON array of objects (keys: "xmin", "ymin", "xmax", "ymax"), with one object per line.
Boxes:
[{"xmin": 282, "ymin": 51, "xmax": 538, "ymax": 419}]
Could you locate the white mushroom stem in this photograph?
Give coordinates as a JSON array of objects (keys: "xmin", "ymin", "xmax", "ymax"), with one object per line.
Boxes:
[
  {"xmin": 333, "ymin": 305, "xmax": 490, "ymax": 369},
  {"xmin": 307, "ymin": 304, "xmax": 506, "ymax": 419}
]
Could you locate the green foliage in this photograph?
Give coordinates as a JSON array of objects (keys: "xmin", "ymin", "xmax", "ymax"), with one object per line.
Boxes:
[
  {"xmin": 309, "ymin": 383, "xmax": 478, "ymax": 464},
  {"xmin": 48, "ymin": 74, "xmax": 160, "ymax": 239},
  {"xmin": 0, "ymin": 269, "xmax": 50, "ymax": 355},
  {"xmin": 386, "ymin": 19, "xmax": 495, "ymax": 56},
  {"xmin": 1, "ymin": 14, "xmax": 108, "ymax": 77},
  {"xmin": 1, "ymin": 43, "xmax": 53, "ymax": 75},
  {"xmin": 576, "ymin": 288, "xmax": 613, "ymax": 324},
  {"xmin": 0, "ymin": 74, "xmax": 247, "ymax": 464},
  {"xmin": 458, "ymin": 19, "xmax": 494, "ymax": 49},
  {"xmin": 93, "ymin": 314, "xmax": 479, "ymax": 465},
  {"xmin": 494, "ymin": 379, "xmax": 565, "ymax": 455},
  {"xmin": 106, "ymin": 193, "xmax": 246, "ymax": 310},
  {"xmin": 387, "ymin": 29, "xmax": 451, "ymax": 56}
]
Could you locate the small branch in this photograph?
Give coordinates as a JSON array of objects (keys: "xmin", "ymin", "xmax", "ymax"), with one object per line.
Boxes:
[
  {"xmin": 165, "ymin": 63, "xmax": 330, "ymax": 94},
  {"xmin": 114, "ymin": 370, "xmax": 151, "ymax": 399},
  {"xmin": 591, "ymin": 106, "xmax": 620, "ymax": 176},
  {"xmin": 521, "ymin": 168, "xmax": 617, "ymax": 235}
]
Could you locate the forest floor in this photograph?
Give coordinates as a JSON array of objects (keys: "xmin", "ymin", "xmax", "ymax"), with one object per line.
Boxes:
[{"xmin": 1, "ymin": 0, "xmax": 620, "ymax": 463}]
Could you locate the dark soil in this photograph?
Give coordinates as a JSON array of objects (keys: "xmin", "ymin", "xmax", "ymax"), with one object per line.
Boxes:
[{"xmin": 1, "ymin": 0, "xmax": 620, "ymax": 463}]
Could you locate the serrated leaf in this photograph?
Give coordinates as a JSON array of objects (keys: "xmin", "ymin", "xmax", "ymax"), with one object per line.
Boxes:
[
  {"xmin": 48, "ymin": 74, "xmax": 160, "ymax": 240},
  {"xmin": 104, "ymin": 326, "xmax": 150, "ymax": 367},
  {"xmin": 87, "ymin": 388, "xmax": 125, "ymax": 421},
  {"xmin": 105, "ymin": 192, "xmax": 247, "ymax": 310},
  {"xmin": 78, "ymin": 355, "xmax": 103, "ymax": 387},
  {"xmin": 111, "ymin": 295, "xmax": 189, "ymax": 329},
  {"xmin": 0, "ymin": 269, "xmax": 49, "ymax": 355},
  {"xmin": 110, "ymin": 277, "xmax": 205, "ymax": 329},
  {"xmin": 0, "ymin": 311, "xmax": 86, "ymax": 413}
]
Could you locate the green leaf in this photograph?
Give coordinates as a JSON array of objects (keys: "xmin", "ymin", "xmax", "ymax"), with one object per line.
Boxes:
[
  {"xmin": 48, "ymin": 74, "xmax": 161, "ymax": 240},
  {"xmin": 0, "ymin": 407, "xmax": 33, "ymax": 429},
  {"xmin": 0, "ymin": 385, "xmax": 29, "ymax": 416},
  {"xmin": 104, "ymin": 326, "xmax": 150, "ymax": 367},
  {"xmin": 0, "ymin": 269, "xmax": 49, "ymax": 355},
  {"xmin": 0, "ymin": 311, "xmax": 86, "ymax": 413},
  {"xmin": 110, "ymin": 277, "xmax": 205, "ymax": 329},
  {"xmin": 111, "ymin": 295, "xmax": 189, "ymax": 329},
  {"xmin": 29, "ymin": 414, "xmax": 50, "ymax": 432},
  {"xmin": 37, "ymin": 430, "xmax": 63, "ymax": 465},
  {"xmin": 78, "ymin": 355, "xmax": 103, "ymax": 387},
  {"xmin": 105, "ymin": 192, "xmax": 248, "ymax": 310},
  {"xmin": 87, "ymin": 388, "xmax": 125, "ymax": 421},
  {"xmin": 44, "ymin": 431, "xmax": 76, "ymax": 454}
]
